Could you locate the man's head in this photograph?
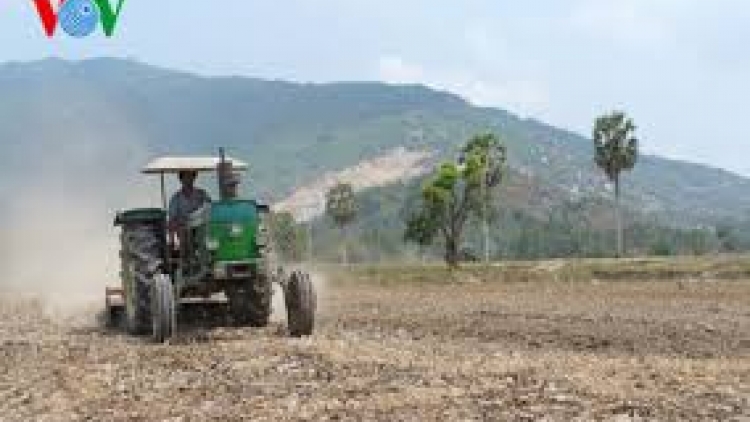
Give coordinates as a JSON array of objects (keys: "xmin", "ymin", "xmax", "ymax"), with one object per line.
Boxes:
[
  {"xmin": 178, "ymin": 170, "xmax": 198, "ymax": 189},
  {"xmin": 225, "ymin": 172, "xmax": 241, "ymax": 198}
]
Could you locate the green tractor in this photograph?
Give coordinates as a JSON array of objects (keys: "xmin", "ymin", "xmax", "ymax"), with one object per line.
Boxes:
[{"xmin": 105, "ymin": 150, "xmax": 316, "ymax": 342}]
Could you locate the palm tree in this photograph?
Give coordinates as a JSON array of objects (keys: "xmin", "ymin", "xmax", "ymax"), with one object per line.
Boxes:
[
  {"xmin": 326, "ymin": 182, "xmax": 358, "ymax": 265},
  {"xmin": 593, "ymin": 111, "xmax": 638, "ymax": 258}
]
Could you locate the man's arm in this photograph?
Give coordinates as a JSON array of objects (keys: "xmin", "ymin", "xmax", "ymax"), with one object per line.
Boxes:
[{"xmin": 167, "ymin": 193, "xmax": 183, "ymax": 232}]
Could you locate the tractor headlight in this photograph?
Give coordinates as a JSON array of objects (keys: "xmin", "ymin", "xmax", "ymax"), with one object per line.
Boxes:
[
  {"xmin": 229, "ymin": 224, "xmax": 244, "ymax": 237},
  {"xmin": 206, "ymin": 238, "xmax": 220, "ymax": 251}
]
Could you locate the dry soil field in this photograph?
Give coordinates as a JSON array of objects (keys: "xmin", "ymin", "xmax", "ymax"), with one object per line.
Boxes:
[{"xmin": 1, "ymin": 265, "xmax": 749, "ymax": 421}]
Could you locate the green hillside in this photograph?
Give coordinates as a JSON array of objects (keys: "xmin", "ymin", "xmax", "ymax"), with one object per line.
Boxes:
[{"xmin": 2, "ymin": 57, "xmax": 750, "ymax": 258}]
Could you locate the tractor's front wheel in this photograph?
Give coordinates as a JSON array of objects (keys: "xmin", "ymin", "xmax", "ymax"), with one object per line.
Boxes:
[
  {"xmin": 150, "ymin": 274, "xmax": 175, "ymax": 343},
  {"xmin": 285, "ymin": 271, "xmax": 316, "ymax": 337}
]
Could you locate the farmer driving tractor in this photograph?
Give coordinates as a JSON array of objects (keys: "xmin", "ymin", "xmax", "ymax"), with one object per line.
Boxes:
[
  {"xmin": 168, "ymin": 170, "xmax": 212, "ymax": 245},
  {"xmin": 107, "ymin": 151, "xmax": 316, "ymax": 342}
]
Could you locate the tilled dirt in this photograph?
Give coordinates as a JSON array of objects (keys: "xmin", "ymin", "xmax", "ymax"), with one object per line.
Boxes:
[{"xmin": 1, "ymin": 279, "xmax": 749, "ymax": 421}]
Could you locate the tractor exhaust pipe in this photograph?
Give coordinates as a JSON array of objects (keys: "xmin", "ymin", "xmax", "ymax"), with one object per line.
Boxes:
[{"xmin": 217, "ymin": 147, "xmax": 234, "ymax": 201}]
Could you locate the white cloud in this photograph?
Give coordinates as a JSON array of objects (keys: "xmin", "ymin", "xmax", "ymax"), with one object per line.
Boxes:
[{"xmin": 377, "ymin": 55, "xmax": 550, "ymax": 118}]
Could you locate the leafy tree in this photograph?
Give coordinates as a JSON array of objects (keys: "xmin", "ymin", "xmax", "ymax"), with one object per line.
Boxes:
[
  {"xmin": 716, "ymin": 223, "xmax": 742, "ymax": 252},
  {"xmin": 461, "ymin": 133, "xmax": 506, "ymax": 262},
  {"xmin": 404, "ymin": 205, "xmax": 440, "ymax": 262},
  {"xmin": 650, "ymin": 239, "xmax": 674, "ymax": 257},
  {"xmin": 593, "ymin": 111, "xmax": 638, "ymax": 257},
  {"xmin": 270, "ymin": 211, "xmax": 305, "ymax": 262},
  {"xmin": 405, "ymin": 133, "xmax": 506, "ymax": 268},
  {"xmin": 326, "ymin": 182, "xmax": 358, "ymax": 264}
]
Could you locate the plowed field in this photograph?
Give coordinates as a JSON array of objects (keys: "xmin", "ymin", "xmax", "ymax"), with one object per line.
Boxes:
[{"xmin": 1, "ymin": 275, "xmax": 748, "ymax": 421}]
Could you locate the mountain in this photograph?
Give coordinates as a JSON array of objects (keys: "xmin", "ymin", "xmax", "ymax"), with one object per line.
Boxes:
[{"xmin": 2, "ymin": 57, "xmax": 750, "ymax": 228}]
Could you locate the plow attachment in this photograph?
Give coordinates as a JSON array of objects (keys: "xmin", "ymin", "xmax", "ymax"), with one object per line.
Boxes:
[
  {"xmin": 104, "ymin": 286, "xmax": 233, "ymax": 332},
  {"xmin": 105, "ymin": 287, "xmax": 125, "ymax": 328}
]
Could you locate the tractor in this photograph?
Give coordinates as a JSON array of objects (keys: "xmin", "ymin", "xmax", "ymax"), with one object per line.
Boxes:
[{"xmin": 105, "ymin": 150, "xmax": 316, "ymax": 342}]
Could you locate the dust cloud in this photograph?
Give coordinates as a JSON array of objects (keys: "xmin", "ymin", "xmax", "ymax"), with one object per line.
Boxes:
[
  {"xmin": 0, "ymin": 127, "xmax": 329, "ymax": 320},
  {"xmin": 0, "ymin": 135, "xmax": 158, "ymax": 313}
]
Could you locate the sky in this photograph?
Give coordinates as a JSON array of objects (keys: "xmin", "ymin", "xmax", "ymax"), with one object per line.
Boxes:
[{"xmin": 2, "ymin": 0, "xmax": 750, "ymax": 176}]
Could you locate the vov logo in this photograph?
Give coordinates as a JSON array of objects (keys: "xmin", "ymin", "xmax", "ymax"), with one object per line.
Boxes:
[{"xmin": 33, "ymin": 0, "xmax": 126, "ymax": 38}]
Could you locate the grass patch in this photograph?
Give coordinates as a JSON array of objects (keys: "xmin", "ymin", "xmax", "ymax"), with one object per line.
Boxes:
[{"xmin": 317, "ymin": 254, "xmax": 750, "ymax": 284}]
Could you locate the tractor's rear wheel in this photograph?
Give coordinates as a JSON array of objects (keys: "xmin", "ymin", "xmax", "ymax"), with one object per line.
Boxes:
[
  {"xmin": 151, "ymin": 274, "xmax": 175, "ymax": 343},
  {"xmin": 286, "ymin": 271, "xmax": 316, "ymax": 337},
  {"xmin": 125, "ymin": 275, "xmax": 151, "ymax": 335},
  {"xmin": 122, "ymin": 225, "xmax": 163, "ymax": 335}
]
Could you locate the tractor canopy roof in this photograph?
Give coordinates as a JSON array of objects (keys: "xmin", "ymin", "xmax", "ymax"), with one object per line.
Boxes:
[{"xmin": 142, "ymin": 156, "xmax": 249, "ymax": 174}]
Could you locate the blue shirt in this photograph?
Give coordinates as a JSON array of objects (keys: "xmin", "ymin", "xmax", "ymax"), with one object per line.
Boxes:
[{"xmin": 168, "ymin": 188, "xmax": 211, "ymax": 223}]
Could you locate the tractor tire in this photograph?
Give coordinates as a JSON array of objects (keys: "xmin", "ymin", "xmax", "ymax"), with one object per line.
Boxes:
[
  {"xmin": 285, "ymin": 271, "xmax": 316, "ymax": 337},
  {"xmin": 230, "ymin": 274, "xmax": 272, "ymax": 327},
  {"xmin": 122, "ymin": 225, "xmax": 163, "ymax": 335},
  {"xmin": 125, "ymin": 277, "xmax": 151, "ymax": 335},
  {"xmin": 150, "ymin": 274, "xmax": 175, "ymax": 343}
]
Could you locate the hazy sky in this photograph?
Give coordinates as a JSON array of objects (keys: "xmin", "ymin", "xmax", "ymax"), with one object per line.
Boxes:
[{"xmin": 3, "ymin": 1, "xmax": 749, "ymax": 175}]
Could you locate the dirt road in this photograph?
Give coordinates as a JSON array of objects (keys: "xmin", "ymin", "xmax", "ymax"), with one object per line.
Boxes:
[{"xmin": 1, "ymin": 278, "xmax": 748, "ymax": 421}]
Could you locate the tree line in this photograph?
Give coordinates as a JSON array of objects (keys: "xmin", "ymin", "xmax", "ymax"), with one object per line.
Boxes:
[{"xmin": 269, "ymin": 111, "xmax": 745, "ymax": 267}]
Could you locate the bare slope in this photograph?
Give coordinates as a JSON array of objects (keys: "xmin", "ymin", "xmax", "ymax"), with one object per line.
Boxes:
[{"xmin": 275, "ymin": 147, "xmax": 434, "ymax": 221}]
